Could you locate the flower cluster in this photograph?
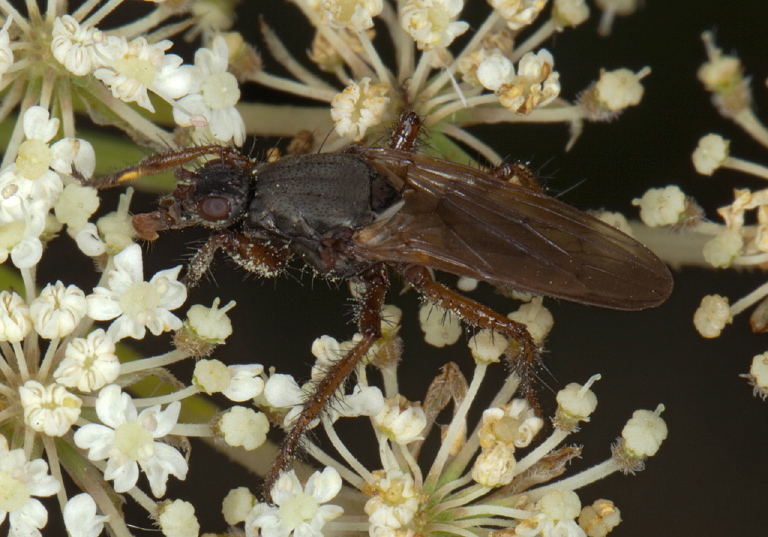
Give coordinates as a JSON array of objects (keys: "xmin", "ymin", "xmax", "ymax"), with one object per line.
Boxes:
[
  {"xmin": 624, "ymin": 32, "xmax": 768, "ymax": 399},
  {"xmin": 233, "ymin": 327, "xmax": 667, "ymax": 537},
  {"xmin": 0, "ymin": 93, "xmax": 261, "ymax": 537},
  {"xmin": 0, "ymin": 211, "xmax": 269, "ymax": 535},
  {"xmin": 0, "ymin": 0, "xmax": 245, "ymax": 168},
  {"xmin": 246, "ymin": 0, "xmax": 650, "ymax": 163}
]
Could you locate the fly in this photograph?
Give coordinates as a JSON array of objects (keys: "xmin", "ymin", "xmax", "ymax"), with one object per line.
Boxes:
[{"xmin": 89, "ymin": 110, "xmax": 672, "ymax": 500}]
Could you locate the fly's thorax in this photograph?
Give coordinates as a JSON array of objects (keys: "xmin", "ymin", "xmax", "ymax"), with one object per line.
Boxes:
[{"xmin": 246, "ymin": 152, "xmax": 401, "ymax": 240}]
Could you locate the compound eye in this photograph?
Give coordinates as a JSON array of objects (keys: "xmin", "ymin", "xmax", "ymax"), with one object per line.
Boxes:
[{"xmin": 198, "ymin": 195, "xmax": 231, "ymax": 222}]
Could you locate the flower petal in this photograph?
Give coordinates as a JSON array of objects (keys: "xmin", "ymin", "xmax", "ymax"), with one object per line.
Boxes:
[
  {"xmin": 96, "ymin": 385, "xmax": 136, "ymax": 427},
  {"xmin": 140, "ymin": 442, "xmax": 188, "ymax": 497},
  {"xmin": 305, "ymin": 467, "xmax": 341, "ymax": 504},
  {"xmin": 63, "ymin": 493, "xmax": 108, "ymax": 537},
  {"xmin": 73, "ymin": 423, "xmax": 115, "ymax": 460},
  {"xmin": 23, "ymin": 106, "xmax": 58, "ymax": 142}
]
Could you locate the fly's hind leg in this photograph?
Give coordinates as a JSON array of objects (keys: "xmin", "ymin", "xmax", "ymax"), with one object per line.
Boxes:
[
  {"xmin": 401, "ymin": 265, "xmax": 541, "ymax": 407},
  {"xmin": 262, "ymin": 263, "xmax": 389, "ymax": 502},
  {"xmin": 490, "ymin": 161, "xmax": 544, "ymax": 193}
]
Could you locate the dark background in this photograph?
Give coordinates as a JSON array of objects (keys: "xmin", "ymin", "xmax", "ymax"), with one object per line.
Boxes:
[{"xmin": 40, "ymin": 0, "xmax": 768, "ymax": 535}]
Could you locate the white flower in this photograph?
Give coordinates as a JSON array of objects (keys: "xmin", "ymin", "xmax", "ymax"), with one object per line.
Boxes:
[
  {"xmin": 595, "ymin": 211, "xmax": 633, "ymax": 236},
  {"xmin": 54, "ymin": 183, "xmax": 100, "ymax": 230},
  {"xmin": 189, "ymin": 1, "xmax": 238, "ymax": 38},
  {"xmin": 219, "ymin": 406, "xmax": 270, "ymax": 450},
  {"xmin": 632, "ymin": 185, "xmax": 687, "ymax": 228},
  {"xmin": 263, "ymin": 373, "xmax": 307, "ymax": 427},
  {"xmin": 364, "ymin": 470, "xmax": 420, "ymax": 529},
  {"xmin": 457, "ymin": 277, "xmax": 478, "ymax": 292},
  {"xmin": 556, "ymin": 376, "xmax": 599, "ymax": 425},
  {"xmin": 476, "ymin": 53, "xmax": 515, "ymax": 91},
  {"xmin": 89, "ymin": 189, "xmax": 137, "ymax": 256},
  {"xmin": 87, "ymin": 244, "xmax": 187, "ymax": 341},
  {"xmin": 265, "ymin": 370, "xmax": 383, "ymax": 428},
  {"xmin": 75, "ymin": 223, "xmax": 107, "ymax": 257},
  {"xmin": 193, "ymin": 359, "xmax": 230, "ymax": 393},
  {"xmin": 311, "ymin": 334, "xmax": 349, "ymax": 369},
  {"xmin": 264, "ymin": 336, "xmax": 384, "ymax": 427},
  {"xmin": 0, "ymin": 291, "xmax": 32, "ymax": 343},
  {"xmin": 93, "ymin": 37, "xmax": 194, "ymax": 112},
  {"xmin": 696, "ymin": 32, "xmax": 751, "ymax": 114},
  {"xmin": 702, "ymin": 228, "xmax": 743, "ymax": 268},
  {"xmin": 158, "ymin": 500, "xmax": 200, "ymax": 537},
  {"xmin": 400, "ymin": 0, "xmax": 470, "ymax": 50},
  {"xmin": 419, "ymin": 304, "xmax": 461, "ymax": 347},
  {"xmin": 693, "ymin": 294, "xmax": 732, "ymax": 338},
  {"xmin": 507, "ymin": 296, "xmax": 554, "ymax": 344},
  {"xmin": 594, "ymin": 67, "xmax": 647, "ymax": 110},
  {"xmin": 381, "ymin": 304, "xmax": 403, "ymax": 337},
  {"xmin": 184, "ymin": 298, "xmax": 235, "ymax": 343},
  {"xmin": 0, "ymin": 107, "xmax": 94, "ymax": 268},
  {"xmin": 539, "ymin": 489, "xmax": 582, "ymax": 520},
  {"xmin": 471, "ymin": 442, "xmax": 516, "ymax": 487},
  {"xmin": 47, "ymin": 136, "xmax": 97, "ymax": 179},
  {"xmin": 533, "ymin": 490, "xmax": 586, "ymax": 537},
  {"xmin": 308, "ymin": 337, "xmax": 385, "ymax": 415},
  {"xmin": 246, "ymin": 468, "xmax": 344, "ymax": 537},
  {"xmin": 73, "ymin": 385, "xmax": 188, "ymax": 497},
  {"xmin": 468, "ymin": 329, "xmax": 509, "ymax": 364},
  {"xmin": 173, "ymin": 36, "xmax": 245, "ymax": 145},
  {"xmin": 194, "ymin": 359, "xmax": 265, "ymax": 402},
  {"xmin": 692, "ymin": 133, "xmax": 729, "ymax": 175},
  {"xmin": 0, "ymin": 436, "xmax": 60, "ymax": 536},
  {"xmin": 29, "ymin": 281, "xmax": 88, "ymax": 339},
  {"xmin": 223, "ymin": 487, "xmax": 257, "ymax": 525},
  {"xmin": 223, "ymin": 365, "xmax": 266, "ymax": 401},
  {"xmin": 0, "ymin": 199, "xmax": 47, "ymax": 268},
  {"xmin": 19, "ymin": 381, "xmax": 83, "ymax": 436},
  {"xmin": 54, "ymin": 329, "xmax": 120, "ymax": 392},
  {"xmin": 17, "ymin": 106, "xmax": 60, "ymax": 181},
  {"xmin": 497, "ymin": 49, "xmax": 561, "ymax": 115},
  {"xmin": 489, "ymin": 0, "xmax": 547, "ymax": 30},
  {"xmin": 468, "ymin": 399, "xmax": 539, "ymax": 487},
  {"xmin": 619, "ymin": 406, "xmax": 667, "ymax": 458},
  {"xmin": 321, "ymin": 0, "xmax": 383, "ymax": 31},
  {"xmin": 478, "ymin": 399, "xmax": 543, "ymax": 449},
  {"xmin": 552, "ymin": 0, "xmax": 590, "ymax": 28},
  {"xmin": 339, "ymin": 383, "xmax": 386, "ymax": 418},
  {"xmin": 4, "ymin": 106, "xmax": 94, "ymax": 200},
  {"xmin": 373, "ymin": 395, "xmax": 427, "ymax": 444},
  {"xmin": 63, "ymin": 493, "xmax": 108, "ymax": 537},
  {"xmin": 331, "ymin": 77, "xmax": 391, "ymax": 141},
  {"xmin": 578, "ymin": 499, "xmax": 622, "ymax": 537},
  {"xmin": 51, "ymin": 15, "xmax": 107, "ymax": 76}
]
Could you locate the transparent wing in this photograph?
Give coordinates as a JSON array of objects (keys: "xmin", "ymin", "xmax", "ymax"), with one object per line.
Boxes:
[{"xmin": 355, "ymin": 149, "xmax": 672, "ymax": 310}]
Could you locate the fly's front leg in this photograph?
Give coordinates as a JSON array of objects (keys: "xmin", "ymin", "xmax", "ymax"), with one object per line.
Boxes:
[
  {"xmin": 401, "ymin": 265, "xmax": 540, "ymax": 403},
  {"xmin": 87, "ymin": 145, "xmax": 252, "ymax": 188},
  {"xmin": 262, "ymin": 263, "xmax": 389, "ymax": 502},
  {"xmin": 184, "ymin": 231, "xmax": 292, "ymax": 287}
]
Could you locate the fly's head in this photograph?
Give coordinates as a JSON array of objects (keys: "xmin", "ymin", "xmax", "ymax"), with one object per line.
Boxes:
[{"xmin": 133, "ymin": 159, "xmax": 253, "ymax": 240}]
